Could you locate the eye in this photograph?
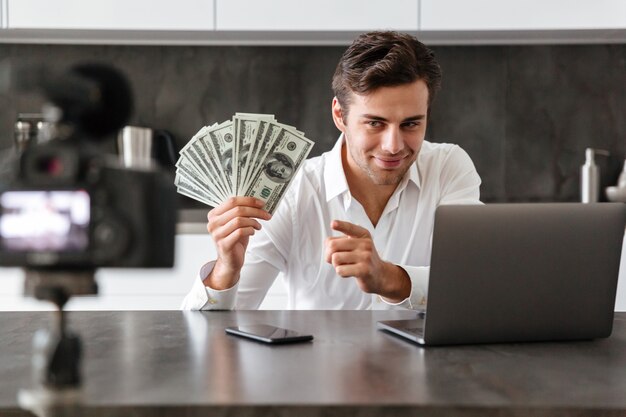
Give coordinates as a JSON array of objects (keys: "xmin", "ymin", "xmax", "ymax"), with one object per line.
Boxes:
[
  {"xmin": 367, "ymin": 120, "xmax": 382, "ymax": 127},
  {"xmin": 402, "ymin": 121, "xmax": 421, "ymax": 129}
]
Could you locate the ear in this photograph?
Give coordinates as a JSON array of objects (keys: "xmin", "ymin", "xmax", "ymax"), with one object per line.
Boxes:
[{"xmin": 331, "ymin": 97, "xmax": 346, "ymax": 133}]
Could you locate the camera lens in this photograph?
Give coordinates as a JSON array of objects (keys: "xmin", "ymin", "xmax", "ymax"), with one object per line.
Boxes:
[
  {"xmin": 91, "ymin": 214, "xmax": 130, "ymax": 264},
  {"xmin": 37, "ymin": 156, "xmax": 64, "ymax": 176}
]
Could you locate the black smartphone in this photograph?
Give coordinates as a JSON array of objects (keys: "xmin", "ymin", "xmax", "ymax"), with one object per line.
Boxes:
[{"xmin": 225, "ymin": 324, "xmax": 314, "ymax": 344}]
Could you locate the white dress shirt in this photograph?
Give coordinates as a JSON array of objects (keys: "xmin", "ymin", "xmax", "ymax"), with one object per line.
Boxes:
[{"xmin": 181, "ymin": 135, "xmax": 481, "ymax": 310}]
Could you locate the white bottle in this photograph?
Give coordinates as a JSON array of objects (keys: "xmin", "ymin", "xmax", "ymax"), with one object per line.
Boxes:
[
  {"xmin": 618, "ymin": 158, "xmax": 626, "ymax": 189},
  {"xmin": 581, "ymin": 148, "xmax": 609, "ymax": 203}
]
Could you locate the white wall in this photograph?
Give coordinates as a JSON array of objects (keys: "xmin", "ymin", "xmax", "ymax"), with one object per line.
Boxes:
[
  {"xmin": 0, "ymin": 234, "xmax": 287, "ymax": 311},
  {"xmin": 1, "ymin": 232, "xmax": 625, "ymax": 311}
]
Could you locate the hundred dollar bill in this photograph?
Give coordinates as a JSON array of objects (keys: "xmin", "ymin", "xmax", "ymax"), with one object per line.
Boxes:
[
  {"xmin": 176, "ymin": 148, "xmax": 226, "ymax": 198},
  {"xmin": 179, "ymin": 123, "xmax": 231, "ymax": 198},
  {"xmin": 180, "ymin": 126, "xmax": 205, "ymax": 155},
  {"xmin": 243, "ymin": 126, "xmax": 314, "ymax": 214},
  {"xmin": 176, "ymin": 179, "xmax": 220, "ymax": 207},
  {"xmin": 175, "ymin": 176, "xmax": 221, "ymax": 207},
  {"xmin": 179, "ymin": 124, "xmax": 216, "ymax": 157},
  {"xmin": 202, "ymin": 121, "xmax": 235, "ymax": 196},
  {"xmin": 187, "ymin": 138, "xmax": 231, "ymax": 199},
  {"xmin": 242, "ymin": 120, "xmax": 284, "ymax": 194},
  {"xmin": 179, "ymin": 147, "xmax": 227, "ymax": 200},
  {"xmin": 174, "ymin": 162, "xmax": 223, "ymax": 204},
  {"xmin": 234, "ymin": 113, "xmax": 276, "ymax": 193},
  {"xmin": 233, "ymin": 115, "xmax": 258, "ymax": 195},
  {"xmin": 241, "ymin": 118, "xmax": 269, "ymax": 192},
  {"xmin": 278, "ymin": 122, "xmax": 305, "ymax": 137},
  {"xmin": 177, "ymin": 187, "xmax": 214, "ymax": 207},
  {"xmin": 178, "ymin": 126, "xmax": 222, "ymax": 194},
  {"xmin": 235, "ymin": 112, "xmax": 275, "ymax": 119},
  {"xmin": 175, "ymin": 114, "xmax": 315, "ymax": 212},
  {"xmin": 239, "ymin": 114, "xmax": 276, "ymax": 192}
]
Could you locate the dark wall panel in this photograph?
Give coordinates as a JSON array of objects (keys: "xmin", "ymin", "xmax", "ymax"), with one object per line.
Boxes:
[{"xmin": 1, "ymin": 43, "xmax": 624, "ymax": 207}]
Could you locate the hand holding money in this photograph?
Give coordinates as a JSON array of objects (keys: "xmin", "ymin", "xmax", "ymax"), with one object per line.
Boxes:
[
  {"xmin": 176, "ymin": 113, "xmax": 314, "ymax": 289},
  {"xmin": 204, "ymin": 196, "xmax": 271, "ymax": 290},
  {"xmin": 175, "ymin": 113, "xmax": 314, "ymax": 214}
]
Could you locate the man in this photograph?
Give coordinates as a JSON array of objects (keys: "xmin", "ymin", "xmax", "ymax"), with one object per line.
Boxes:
[{"xmin": 182, "ymin": 31, "xmax": 481, "ymax": 310}]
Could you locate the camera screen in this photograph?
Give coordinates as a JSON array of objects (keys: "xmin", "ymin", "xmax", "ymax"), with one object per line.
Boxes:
[{"xmin": 0, "ymin": 190, "xmax": 90, "ymax": 252}]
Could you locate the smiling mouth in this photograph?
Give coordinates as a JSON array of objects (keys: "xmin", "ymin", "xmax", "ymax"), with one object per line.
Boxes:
[{"xmin": 373, "ymin": 156, "xmax": 405, "ymax": 169}]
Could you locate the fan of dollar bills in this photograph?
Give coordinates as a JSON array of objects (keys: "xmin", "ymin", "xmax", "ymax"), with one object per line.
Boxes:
[{"xmin": 175, "ymin": 113, "xmax": 314, "ymax": 214}]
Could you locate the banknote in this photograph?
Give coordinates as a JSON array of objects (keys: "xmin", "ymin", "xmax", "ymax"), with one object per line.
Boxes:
[
  {"xmin": 182, "ymin": 147, "xmax": 228, "ymax": 198},
  {"xmin": 233, "ymin": 114, "xmax": 258, "ymax": 195},
  {"xmin": 234, "ymin": 113, "xmax": 275, "ymax": 192},
  {"xmin": 175, "ymin": 157, "xmax": 224, "ymax": 203},
  {"xmin": 242, "ymin": 120, "xmax": 285, "ymax": 194},
  {"xmin": 243, "ymin": 125, "xmax": 314, "ymax": 214},
  {"xmin": 175, "ymin": 176, "xmax": 220, "ymax": 206},
  {"xmin": 204, "ymin": 121, "xmax": 235, "ymax": 196},
  {"xmin": 178, "ymin": 122, "xmax": 231, "ymax": 200},
  {"xmin": 175, "ymin": 113, "xmax": 314, "ymax": 214}
]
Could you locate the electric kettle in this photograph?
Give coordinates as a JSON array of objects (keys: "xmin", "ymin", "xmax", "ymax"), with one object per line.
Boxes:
[{"xmin": 117, "ymin": 126, "xmax": 177, "ymax": 170}]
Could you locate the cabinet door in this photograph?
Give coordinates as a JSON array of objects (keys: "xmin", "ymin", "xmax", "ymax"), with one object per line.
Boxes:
[
  {"xmin": 421, "ymin": 0, "xmax": 626, "ymax": 30},
  {"xmin": 216, "ymin": 0, "xmax": 418, "ymax": 31},
  {"xmin": 7, "ymin": 0, "xmax": 215, "ymax": 30},
  {"xmin": 1, "ymin": 0, "xmax": 7, "ymax": 28}
]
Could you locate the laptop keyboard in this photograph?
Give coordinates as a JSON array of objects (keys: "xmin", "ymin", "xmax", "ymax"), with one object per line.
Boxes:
[{"xmin": 404, "ymin": 326, "xmax": 424, "ymax": 336}]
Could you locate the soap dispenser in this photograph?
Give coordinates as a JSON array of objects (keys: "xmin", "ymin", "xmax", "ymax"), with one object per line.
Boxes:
[
  {"xmin": 618, "ymin": 158, "xmax": 626, "ymax": 189},
  {"xmin": 580, "ymin": 148, "xmax": 609, "ymax": 203}
]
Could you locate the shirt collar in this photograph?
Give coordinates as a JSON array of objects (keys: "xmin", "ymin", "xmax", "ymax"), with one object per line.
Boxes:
[
  {"xmin": 323, "ymin": 134, "xmax": 422, "ymax": 204},
  {"xmin": 324, "ymin": 134, "xmax": 350, "ymax": 203},
  {"xmin": 407, "ymin": 155, "xmax": 421, "ymax": 190}
]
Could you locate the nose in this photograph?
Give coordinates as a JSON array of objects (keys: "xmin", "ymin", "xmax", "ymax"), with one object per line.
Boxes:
[{"xmin": 380, "ymin": 126, "xmax": 404, "ymax": 154}]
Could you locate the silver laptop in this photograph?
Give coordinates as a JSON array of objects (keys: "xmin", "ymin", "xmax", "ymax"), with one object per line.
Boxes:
[{"xmin": 377, "ymin": 203, "xmax": 626, "ymax": 346}]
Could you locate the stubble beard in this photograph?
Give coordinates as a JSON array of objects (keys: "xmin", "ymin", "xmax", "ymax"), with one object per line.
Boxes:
[{"xmin": 346, "ymin": 136, "xmax": 416, "ymax": 187}]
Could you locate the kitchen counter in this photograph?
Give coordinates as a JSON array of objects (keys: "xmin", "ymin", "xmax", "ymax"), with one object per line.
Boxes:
[
  {"xmin": 176, "ymin": 208, "xmax": 209, "ymax": 234},
  {"xmin": 2, "ymin": 310, "xmax": 626, "ymax": 416},
  {"xmin": 173, "ymin": 209, "xmax": 626, "ymax": 311}
]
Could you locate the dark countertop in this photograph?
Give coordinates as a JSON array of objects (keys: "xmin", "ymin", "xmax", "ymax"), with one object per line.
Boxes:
[{"xmin": 2, "ymin": 310, "xmax": 626, "ymax": 417}]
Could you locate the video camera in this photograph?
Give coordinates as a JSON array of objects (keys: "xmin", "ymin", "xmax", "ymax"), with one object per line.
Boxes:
[
  {"xmin": 0, "ymin": 62, "xmax": 176, "ymax": 269},
  {"xmin": 0, "ymin": 62, "xmax": 177, "ymax": 410}
]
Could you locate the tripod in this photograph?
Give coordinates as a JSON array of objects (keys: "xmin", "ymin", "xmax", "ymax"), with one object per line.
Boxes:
[{"xmin": 17, "ymin": 269, "xmax": 98, "ymax": 417}]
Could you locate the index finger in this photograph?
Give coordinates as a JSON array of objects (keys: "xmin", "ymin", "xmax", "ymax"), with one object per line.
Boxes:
[
  {"xmin": 331, "ymin": 220, "xmax": 370, "ymax": 239},
  {"xmin": 209, "ymin": 196, "xmax": 265, "ymax": 216}
]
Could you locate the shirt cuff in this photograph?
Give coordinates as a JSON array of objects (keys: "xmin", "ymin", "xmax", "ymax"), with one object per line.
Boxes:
[
  {"xmin": 381, "ymin": 265, "xmax": 430, "ymax": 310},
  {"xmin": 180, "ymin": 261, "xmax": 239, "ymax": 310}
]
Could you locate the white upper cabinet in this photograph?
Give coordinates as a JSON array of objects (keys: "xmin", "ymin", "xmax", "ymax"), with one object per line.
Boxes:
[
  {"xmin": 215, "ymin": 0, "xmax": 418, "ymax": 31},
  {"xmin": 7, "ymin": 0, "xmax": 215, "ymax": 30},
  {"xmin": 1, "ymin": 0, "xmax": 6, "ymax": 28},
  {"xmin": 421, "ymin": 0, "xmax": 626, "ymax": 31},
  {"xmin": 2, "ymin": 0, "xmax": 624, "ymax": 44}
]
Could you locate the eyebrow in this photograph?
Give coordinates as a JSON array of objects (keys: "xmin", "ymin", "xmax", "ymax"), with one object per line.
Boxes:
[{"xmin": 360, "ymin": 114, "xmax": 426, "ymax": 122}]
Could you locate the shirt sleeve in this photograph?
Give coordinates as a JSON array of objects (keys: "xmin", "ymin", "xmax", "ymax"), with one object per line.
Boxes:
[
  {"xmin": 180, "ymin": 261, "xmax": 238, "ymax": 310},
  {"xmin": 381, "ymin": 144, "xmax": 482, "ymax": 311},
  {"xmin": 181, "ymin": 181, "xmax": 295, "ymax": 311},
  {"xmin": 380, "ymin": 265, "xmax": 430, "ymax": 310},
  {"xmin": 180, "ymin": 257, "xmax": 282, "ymax": 310}
]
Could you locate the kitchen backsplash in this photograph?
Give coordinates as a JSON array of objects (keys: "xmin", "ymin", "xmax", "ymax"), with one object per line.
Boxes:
[{"xmin": 0, "ymin": 43, "xmax": 624, "ymax": 207}]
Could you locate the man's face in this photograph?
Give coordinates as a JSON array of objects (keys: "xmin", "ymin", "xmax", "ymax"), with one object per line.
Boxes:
[{"xmin": 332, "ymin": 80, "xmax": 429, "ymax": 187}]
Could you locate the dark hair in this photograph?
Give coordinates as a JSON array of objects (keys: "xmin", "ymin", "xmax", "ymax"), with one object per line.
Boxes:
[{"xmin": 332, "ymin": 31, "xmax": 442, "ymax": 115}]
